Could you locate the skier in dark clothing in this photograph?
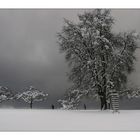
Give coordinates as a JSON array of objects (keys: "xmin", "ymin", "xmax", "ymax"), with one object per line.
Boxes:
[
  {"xmin": 51, "ymin": 104, "xmax": 54, "ymax": 109},
  {"xmin": 84, "ymin": 104, "xmax": 86, "ymax": 110}
]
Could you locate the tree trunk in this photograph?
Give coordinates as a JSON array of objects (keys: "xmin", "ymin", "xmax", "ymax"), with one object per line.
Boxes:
[
  {"xmin": 107, "ymin": 103, "xmax": 111, "ymax": 109},
  {"xmin": 100, "ymin": 97, "xmax": 103, "ymax": 110},
  {"xmin": 103, "ymin": 95, "xmax": 107, "ymax": 110},
  {"xmin": 100, "ymin": 94, "xmax": 107, "ymax": 110},
  {"xmin": 30, "ymin": 101, "xmax": 33, "ymax": 109}
]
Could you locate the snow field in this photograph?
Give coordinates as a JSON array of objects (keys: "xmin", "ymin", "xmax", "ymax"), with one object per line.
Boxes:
[{"xmin": 0, "ymin": 109, "xmax": 139, "ymax": 131}]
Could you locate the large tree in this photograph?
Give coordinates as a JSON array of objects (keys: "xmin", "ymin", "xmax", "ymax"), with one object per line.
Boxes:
[{"xmin": 57, "ymin": 9, "xmax": 139, "ymax": 110}]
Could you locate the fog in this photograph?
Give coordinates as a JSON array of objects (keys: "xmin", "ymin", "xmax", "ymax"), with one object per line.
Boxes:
[{"xmin": 0, "ymin": 9, "xmax": 140, "ymax": 108}]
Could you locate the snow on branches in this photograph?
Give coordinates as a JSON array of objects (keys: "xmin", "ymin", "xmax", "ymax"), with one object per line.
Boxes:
[
  {"xmin": 57, "ymin": 9, "xmax": 139, "ymax": 110},
  {"xmin": 58, "ymin": 89, "xmax": 88, "ymax": 109},
  {"xmin": 0, "ymin": 86, "xmax": 14, "ymax": 103},
  {"xmin": 17, "ymin": 86, "xmax": 48, "ymax": 108},
  {"xmin": 121, "ymin": 88, "xmax": 140, "ymax": 99}
]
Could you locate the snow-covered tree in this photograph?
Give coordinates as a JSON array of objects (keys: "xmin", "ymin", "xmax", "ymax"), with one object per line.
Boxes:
[
  {"xmin": 17, "ymin": 86, "xmax": 48, "ymax": 109},
  {"xmin": 58, "ymin": 89, "xmax": 88, "ymax": 109},
  {"xmin": 0, "ymin": 86, "xmax": 14, "ymax": 103},
  {"xmin": 57, "ymin": 9, "xmax": 139, "ymax": 110},
  {"xmin": 119, "ymin": 88, "xmax": 140, "ymax": 99}
]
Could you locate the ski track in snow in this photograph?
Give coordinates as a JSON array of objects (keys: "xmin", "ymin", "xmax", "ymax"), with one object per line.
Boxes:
[{"xmin": 0, "ymin": 109, "xmax": 139, "ymax": 131}]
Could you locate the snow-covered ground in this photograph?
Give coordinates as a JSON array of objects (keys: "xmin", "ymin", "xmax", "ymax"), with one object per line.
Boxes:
[{"xmin": 0, "ymin": 109, "xmax": 140, "ymax": 131}]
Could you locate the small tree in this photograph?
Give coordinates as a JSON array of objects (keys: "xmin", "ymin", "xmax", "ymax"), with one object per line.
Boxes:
[
  {"xmin": 0, "ymin": 86, "xmax": 14, "ymax": 103},
  {"xmin": 58, "ymin": 89, "xmax": 88, "ymax": 109},
  {"xmin": 122, "ymin": 88, "xmax": 140, "ymax": 99},
  {"xmin": 17, "ymin": 86, "xmax": 48, "ymax": 109}
]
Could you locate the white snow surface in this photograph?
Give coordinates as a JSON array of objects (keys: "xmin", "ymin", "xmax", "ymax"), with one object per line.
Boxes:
[{"xmin": 0, "ymin": 109, "xmax": 140, "ymax": 131}]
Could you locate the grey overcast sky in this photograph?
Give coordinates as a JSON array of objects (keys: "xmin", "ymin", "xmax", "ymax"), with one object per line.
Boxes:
[{"xmin": 0, "ymin": 9, "xmax": 140, "ymax": 108}]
